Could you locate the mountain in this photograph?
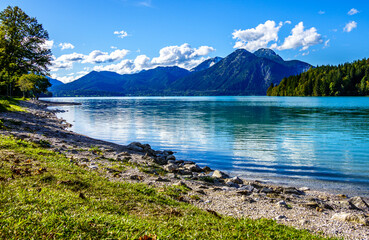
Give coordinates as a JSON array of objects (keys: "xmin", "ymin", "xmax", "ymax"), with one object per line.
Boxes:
[
  {"xmin": 169, "ymin": 48, "xmax": 311, "ymax": 95},
  {"xmin": 51, "ymin": 48, "xmax": 311, "ymax": 96},
  {"xmin": 191, "ymin": 57, "xmax": 223, "ymax": 72},
  {"xmin": 52, "ymin": 66, "xmax": 191, "ymax": 96}
]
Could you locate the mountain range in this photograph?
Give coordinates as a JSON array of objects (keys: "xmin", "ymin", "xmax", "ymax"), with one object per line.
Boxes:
[{"xmin": 50, "ymin": 48, "xmax": 312, "ymax": 96}]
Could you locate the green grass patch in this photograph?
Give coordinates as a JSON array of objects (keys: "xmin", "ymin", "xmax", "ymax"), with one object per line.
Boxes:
[
  {"xmin": 0, "ymin": 96, "xmax": 25, "ymax": 112},
  {"xmin": 0, "ymin": 135, "xmax": 335, "ymax": 239}
]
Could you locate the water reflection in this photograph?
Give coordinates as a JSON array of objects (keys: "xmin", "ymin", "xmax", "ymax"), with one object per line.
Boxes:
[{"xmin": 45, "ymin": 96, "xmax": 369, "ymax": 196}]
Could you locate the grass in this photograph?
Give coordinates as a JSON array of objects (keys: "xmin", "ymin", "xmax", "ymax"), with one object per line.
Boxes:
[
  {"xmin": 0, "ymin": 96, "xmax": 26, "ymax": 112},
  {"xmin": 0, "ymin": 135, "xmax": 336, "ymax": 239}
]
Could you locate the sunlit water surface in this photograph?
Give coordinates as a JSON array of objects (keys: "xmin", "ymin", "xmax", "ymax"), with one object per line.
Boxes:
[{"xmin": 43, "ymin": 96, "xmax": 369, "ymax": 197}]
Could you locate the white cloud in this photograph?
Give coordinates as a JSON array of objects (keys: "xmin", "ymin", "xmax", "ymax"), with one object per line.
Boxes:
[
  {"xmin": 151, "ymin": 43, "xmax": 215, "ymax": 67},
  {"xmin": 343, "ymin": 21, "xmax": 357, "ymax": 32},
  {"xmin": 318, "ymin": 10, "xmax": 325, "ymax": 15},
  {"xmin": 82, "ymin": 49, "xmax": 129, "ymax": 64},
  {"xmin": 348, "ymin": 8, "xmax": 359, "ymax": 15},
  {"xmin": 111, "ymin": 46, "xmax": 117, "ymax": 49},
  {"xmin": 324, "ymin": 39, "xmax": 330, "ymax": 48},
  {"xmin": 41, "ymin": 40, "xmax": 54, "ymax": 50},
  {"xmin": 59, "ymin": 42, "xmax": 75, "ymax": 50},
  {"xmin": 278, "ymin": 22, "xmax": 323, "ymax": 51},
  {"xmin": 114, "ymin": 30, "xmax": 128, "ymax": 39},
  {"xmin": 50, "ymin": 49, "xmax": 129, "ymax": 72},
  {"xmin": 232, "ymin": 20, "xmax": 283, "ymax": 51},
  {"xmin": 92, "ymin": 43, "xmax": 215, "ymax": 75}
]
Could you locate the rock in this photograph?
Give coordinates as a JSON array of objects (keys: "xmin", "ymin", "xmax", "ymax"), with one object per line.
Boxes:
[
  {"xmin": 305, "ymin": 201, "xmax": 319, "ymax": 209},
  {"xmin": 239, "ymin": 185, "xmax": 255, "ymax": 192},
  {"xmin": 299, "ymin": 187, "xmax": 310, "ymax": 191},
  {"xmin": 166, "ymin": 155, "xmax": 176, "ymax": 161},
  {"xmin": 242, "ymin": 196, "xmax": 256, "ymax": 203},
  {"xmin": 128, "ymin": 142, "xmax": 144, "ymax": 152},
  {"xmin": 227, "ymin": 176, "xmax": 243, "ymax": 184},
  {"xmin": 212, "ymin": 170, "xmax": 229, "ymax": 179},
  {"xmin": 337, "ymin": 200, "xmax": 359, "ymax": 210},
  {"xmin": 337, "ymin": 194, "xmax": 347, "ymax": 199},
  {"xmin": 167, "ymin": 160, "xmax": 176, "ymax": 164},
  {"xmin": 202, "ymin": 166, "xmax": 212, "ymax": 172},
  {"xmin": 261, "ymin": 187, "xmax": 274, "ymax": 193},
  {"xmin": 155, "ymin": 177, "xmax": 170, "ymax": 182},
  {"xmin": 275, "ymin": 215, "xmax": 287, "ymax": 220},
  {"xmin": 322, "ymin": 203, "xmax": 334, "ymax": 210},
  {"xmin": 196, "ymin": 189, "xmax": 206, "ymax": 195},
  {"xmin": 283, "ymin": 187, "xmax": 304, "ymax": 195},
  {"xmin": 332, "ymin": 212, "xmax": 369, "ymax": 226},
  {"xmin": 173, "ymin": 181, "xmax": 187, "ymax": 187},
  {"xmin": 130, "ymin": 175, "xmax": 144, "ymax": 181},
  {"xmin": 236, "ymin": 190, "xmax": 251, "ymax": 196},
  {"xmin": 183, "ymin": 160, "xmax": 195, "ymax": 165},
  {"xmin": 349, "ymin": 196, "xmax": 369, "ymax": 211},
  {"xmin": 164, "ymin": 163, "xmax": 178, "ymax": 172},
  {"xmin": 88, "ymin": 165, "xmax": 98, "ymax": 170},
  {"xmin": 225, "ymin": 181, "xmax": 239, "ymax": 188},
  {"xmin": 185, "ymin": 164, "xmax": 202, "ymax": 172},
  {"xmin": 277, "ymin": 200, "xmax": 290, "ymax": 209}
]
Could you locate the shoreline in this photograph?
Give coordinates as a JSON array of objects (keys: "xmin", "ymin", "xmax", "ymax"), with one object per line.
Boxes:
[{"xmin": 1, "ymin": 99, "xmax": 368, "ymax": 239}]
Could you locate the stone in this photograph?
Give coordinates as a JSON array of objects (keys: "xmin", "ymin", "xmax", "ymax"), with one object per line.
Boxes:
[
  {"xmin": 277, "ymin": 200, "xmax": 290, "ymax": 209},
  {"xmin": 239, "ymin": 185, "xmax": 255, "ymax": 192},
  {"xmin": 183, "ymin": 160, "xmax": 195, "ymax": 165},
  {"xmin": 332, "ymin": 212, "xmax": 369, "ymax": 226},
  {"xmin": 275, "ymin": 215, "xmax": 287, "ymax": 220},
  {"xmin": 202, "ymin": 166, "xmax": 212, "ymax": 172},
  {"xmin": 173, "ymin": 181, "xmax": 187, "ymax": 187},
  {"xmin": 261, "ymin": 187, "xmax": 274, "ymax": 193},
  {"xmin": 228, "ymin": 176, "xmax": 243, "ymax": 184},
  {"xmin": 166, "ymin": 155, "xmax": 176, "ymax": 161},
  {"xmin": 185, "ymin": 164, "xmax": 202, "ymax": 172},
  {"xmin": 338, "ymin": 200, "xmax": 359, "ymax": 210},
  {"xmin": 128, "ymin": 142, "xmax": 144, "ymax": 152},
  {"xmin": 349, "ymin": 196, "xmax": 369, "ymax": 211},
  {"xmin": 283, "ymin": 187, "xmax": 303, "ymax": 195},
  {"xmin": 212, "ymin": 170, "xmax": 229, "ymax": 179},
  {"xmin": 299, "ymin": 187, "xmax": 310, "ymax": 191},
  {"xmin": 236, "ymin": 190, "xmax": 251, "ymax": 196},
  {"xmin": 225, "ymin": 181, "xmax": 239, "ymax": 188},
  {"xmin": 196, "ymin": 189, "xmax": 206, "ymax": 195},
  {"xmin": 305, "ymin": 201, "xmax": 319, "ymax": 209},
  {"xmin": 155, "ymin": 177, "xmax": 170, "ymax": 182},
  {"xmin": 164, "ymin": 163, "xmax": 178, "ymax": 172}
]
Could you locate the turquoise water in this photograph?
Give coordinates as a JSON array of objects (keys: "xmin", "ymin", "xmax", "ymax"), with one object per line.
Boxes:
[{"xmin": 44, "ymin": 96, "xmax": 369, "ymax": 196}]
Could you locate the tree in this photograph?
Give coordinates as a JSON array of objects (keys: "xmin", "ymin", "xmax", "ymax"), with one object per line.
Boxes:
[
  {"xmin": 0, "ymin": 6, "xmax": 52, "ymax": 96},
  {"xmin": 18, "ymin": 73, "xmax": 51, "ymax": 99}
]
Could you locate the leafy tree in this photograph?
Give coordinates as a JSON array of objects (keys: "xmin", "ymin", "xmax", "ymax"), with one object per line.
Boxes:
[
  {"xmin": 0, "ymin": 6, "xmax": 52, "ymax": 96},
  {"xmin": 17, "ymin": 73, "xmax": 50, "ymax": 99}
]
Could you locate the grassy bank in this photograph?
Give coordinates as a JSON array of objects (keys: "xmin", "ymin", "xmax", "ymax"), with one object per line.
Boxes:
[
  {"xmin": 0, "ymin": 135, "xmax": 334, "ymax": 239},
  {"xmin": 0, "ymin": 97, "xmax": 25, "ymax": 112}
]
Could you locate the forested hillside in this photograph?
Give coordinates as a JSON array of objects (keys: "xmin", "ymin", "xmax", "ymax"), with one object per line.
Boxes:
[{"xmin": 267, "ymin": 58, "xmax": 369, "ymax": 96}]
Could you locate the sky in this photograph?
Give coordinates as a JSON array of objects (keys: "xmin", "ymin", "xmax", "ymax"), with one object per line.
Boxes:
[{"xmin": 0, "ymin": 0, "xmax": 368, "ymax": 83}]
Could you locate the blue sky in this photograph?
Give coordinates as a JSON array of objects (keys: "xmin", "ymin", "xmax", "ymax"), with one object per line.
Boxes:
[{"xmin": 0, "ymin": 0, "xmax": 368, "ymax": 82}]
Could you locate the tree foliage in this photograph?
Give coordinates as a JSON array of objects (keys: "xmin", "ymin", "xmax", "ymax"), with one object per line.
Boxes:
[
  {"xmin": 0, "ymin": 6, "xmax": 52, "ymax": 96},
  {"xmin": 17, "ymin": 73, "xmax": 51, "ymax": 99},
  {"xmin": 267, "ymin": 58, "xmax": 369, "ymax": 96}
]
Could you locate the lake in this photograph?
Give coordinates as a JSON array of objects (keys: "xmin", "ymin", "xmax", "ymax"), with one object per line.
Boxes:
[{"xmin": 43, "ymin": 96, "xmax": 369, "ymax": 197}]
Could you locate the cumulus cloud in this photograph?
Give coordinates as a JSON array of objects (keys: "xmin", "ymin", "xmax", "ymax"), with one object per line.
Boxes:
[
  {"xmin": 50, "ymin": 49, "xmax": 129, "ymax": 72},
  {"xmin": 114, "ymin": 30, "xmax": 128, "ymax": 39},
  {"xmin": 59, "ymin": 42, "xmax": 75, "ymax": 50},
  {"xmin": 232, "ymin": 20, "xmax": 283, "ymax": 51},
  {"xmin": 348, "ymin": 8, "xmax": 359, "ymax": 15},
  {"xmin": 343, "ymin": 21, "xmax": 357, "ymax": 32},
  {"xmin": 278, "ymin": 22, "xmax": 323, "ymax": 51},
  {"xmin": 82, "ymin": 49, "xmax": 129, "ymax": 64},
  {"xmin": 92, "ymin": 43, "xmax": 215, "ymax": 75},
  {"xmin": 151, "ymin": 43, "xmax": 215, "ymax": 67}
]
